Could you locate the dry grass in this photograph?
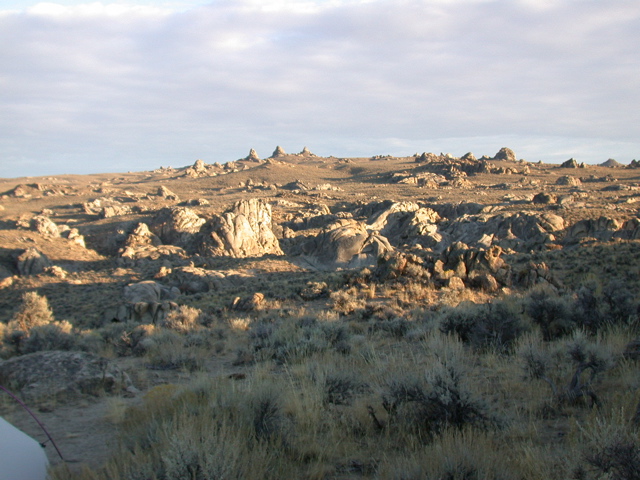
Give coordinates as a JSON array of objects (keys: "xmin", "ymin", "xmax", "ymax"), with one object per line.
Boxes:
[{"xmin": 2, "ymin": 155, "xmax": 640, "ymax": 477}]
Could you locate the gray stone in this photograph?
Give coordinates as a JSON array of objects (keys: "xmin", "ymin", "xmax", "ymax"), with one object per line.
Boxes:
[
  {"xmin": 16, "ymin": 248, "xmax": 52, "ymax": 276},
  {"xmin": 30, "ymin": 215, "xmax": 60, "ymax": 238},
  {"xmin": 198, "ymin": 199, "xmax": 282, "ymax": 257},
  {"xmin": 0, "ymin": 351, "xmax": 125, "ymax": 401}
]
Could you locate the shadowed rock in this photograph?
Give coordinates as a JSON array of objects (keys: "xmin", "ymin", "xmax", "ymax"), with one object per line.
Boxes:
[
  {"xmin": 560, "ymin": 158, "xmax": 581, "ymax": 168},
  {"xmin": 532, "ymin": 192, "xmax": 557, "ymax": 204},
  {"xmin": 124, "ymin": 280, "xmax": 180, "ymax": 304},
  {"xmin": 564, "ymin": 217, "xmax": 622, "ymax": 243},
  {"xmin": 16, "ymin": 248, "xmax": 52, "ymax": 276},
  {"xmin": 0, "ymin": 351, "xmax": 125, "ymax": 401},
  {"xmin": 294, "ymin": 219, "xmax": 393, "ymax": 269},
  {"xmin": 150, "ymin": 207, "xmax": 206, "ymax": 250}
]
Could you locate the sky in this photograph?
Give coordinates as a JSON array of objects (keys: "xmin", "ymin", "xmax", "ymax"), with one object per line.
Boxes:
[{"xmin": 1, "ymin": 0, "xmax": 639, "ymax": 178}]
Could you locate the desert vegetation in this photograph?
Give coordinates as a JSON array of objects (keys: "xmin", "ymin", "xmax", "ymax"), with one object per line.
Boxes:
[{"xmin": 1, "ymin": 148, "xmax": 639, "ymax": 478}]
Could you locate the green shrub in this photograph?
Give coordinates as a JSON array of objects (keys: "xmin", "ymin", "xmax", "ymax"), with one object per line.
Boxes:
[
  {"xmin": 439, "ymin": 300, "xmax": 526, "ymax": 352},
  {"xmin": 20, "ymin": 320, "xmax": 77, "ymax": 354},
  {"xmin": 159, "ymin": 305, "xmax": 202, "ymax": 332},
  {"xmin": 7, "ymin": 291, "xmax": 54, "ymax": 334},
  {"xmin": 382, "ymin": 360, "xmax": 498, "ymax": 441},
  {"xmin": 143, "ymin": 329, "xmax": 204, "ymax": 371},
  {"xmin": 573, "ymin": 407, "xmax": 640, "ymax": 480},
  {"xmin": 520, "ymin": 333, "xmax": 614, "ymax": 407},
  {"xmin": 525, "ymin": 287, "xmax": 574, "ymax": 341}
]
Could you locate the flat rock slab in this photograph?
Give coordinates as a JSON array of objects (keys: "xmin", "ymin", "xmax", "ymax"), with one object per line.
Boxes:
[{"xmin": 0, "ymin": 351, "xmax": 124, "ymax": 401}]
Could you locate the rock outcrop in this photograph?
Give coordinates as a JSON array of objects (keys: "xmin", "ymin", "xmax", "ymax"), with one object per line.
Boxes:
[
  {"xmin": 123, "ymin": 280, "xmax": 180, "ymax": 304},
  {"xmin": 300, "ymin": 146, "xmax": 314, "ymax": 156},
  {"xmin": 367, "ymin": 202, "xmax": 440, "ymax": 246},
  {"xmin": 198, "ymin": 199, "xmax": 282, "ymax": 257},
  {"xmin": 564, "ymin": 217, "xmax": 622, "ymax": 243},
  {"xmin": 16, "ymin": 248, "xmax": 52, "ymax": 276},
  {"xmin": 245, "ymin": 149, "xmax": 260, "ymax": 162},
  {"xmin": 163, "ymin": 266, "xmax": 255, "ymax": 294},
  {"xmin": 494, "ymin": 148, "xmax": 516, "ymax": 162},
  {"xmin": 157, "ymin": 185, "xmax": 179, "ymax": 201},
  {"xmin": 560, "ymin": 158, "xmax": 581, "ymax": 168},
  {"xmin": 294, "ymin": 219, "xmax": 393, "ymax": 269},
  {"xmin": 150, "ymin": 207, "xmax": 206, "ymax": 251},
  {"xmin": 600, "ymin": 159, "xmax": 623, "ymax": 168},
  {"xmin": 439, "ymin": 211, "xmax": 565, "ymax": 252},
  {"xmin": 104, "ymin": 280, "xmax": 181, "ymax": 324},
  {"xmin": 0, "ymin": 351, "xmax": 125, "ymax": 400},
  {"xmin": 433, "ymin": 243, "xmax": 509, "ymax": 290},
  {"xmin": 118, "ymin": 224, "xmax": 188, "ymax": 264},
  {"xmin": 556, "ymin": 175, "xmax": 581, "ymax": 186},
  {"xmin": 30, "ymin": 215, "xmax": 60, "ymax": 238},
  {"xmin": 271, "ymin": 146, "xmax": 286, "ymax": 157}
]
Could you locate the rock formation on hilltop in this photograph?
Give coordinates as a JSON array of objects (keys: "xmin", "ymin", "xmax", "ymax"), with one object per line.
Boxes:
[
  {"xmin": 245, "ymin": 149, "xmax": 261, "ymax": 162},
  {"xmin": 600, "ymin": 158, "xmax": 623, "ymax": 168},
  {"xmin": 494, "ymin": 147, "xmax": 516, "ymax": 162},
  {"xmin": 299, "ymin": 146, "xmax": 314, "ymax": 156},
  {"xmin": 560, "ymin": 158, "xmax": 582, "ymax": 168},
  {"xmin": 271, "ymin": 146, "xmax": 286, "ymax": 157}
]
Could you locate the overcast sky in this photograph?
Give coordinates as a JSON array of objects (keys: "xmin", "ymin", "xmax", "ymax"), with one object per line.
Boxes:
[{"xmin": 1, "ymin": 0, "xmax": 639, "ymax": 178}]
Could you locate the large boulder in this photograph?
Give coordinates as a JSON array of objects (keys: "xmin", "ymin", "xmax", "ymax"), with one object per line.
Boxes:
[
  {"xmin": 367, "ymin": 201, "xmax": 441, "ymax": 246},
  {"xmin": 0, "ymin": 351, "xmax": 125, "ymax": 401},
  {"xmin": 123, "ymin": 280, "xmax": 180, "ymax": 304},
  {"xmin": 150, "ymin": 207, "xmax": 206, "ymax": 250},
  {"xmin": 564, "ymin": 217, "xmax": 622, "ymax": 243},
  {"xmin": 532, "ymin": 192, "xmax": 557, "ymax": 204},
  {"xmin": 560, "ymin": 158, "xmax": 581, "ymax": 168},
  {"xmin": 494, "ymin": 147, "xmax": 516, "ymax": 162},
  {"xmin": 294, "ymin": 219, "xmax": 393, "ymax": 269},
  {"xmin": 157, "ymin": 185, "xmax": 179, "ymax": 201},
  {"xmin": 118, "ymin": 223, "xmax": 188, "ymax": 264},
  {"xmin": 198, "ymin": 199, "xmax": 282, "ymax": 257},
  {"xmin": 123, "ymin": 223, "xmax": 162, "ymax": 249},
  {"xmin": 16, "ymin": 248, "xmax": 52, "ymax": 276},
  {"xmin": 556, "ymin": 175, "xmax": 581, "ymax": 186},
  {"xmin": 30, "ymin": 215, "xmax": 60, "ymax": 238},
  {"xmin": 440, "ymin": 211, "xmax": 565, "ymax": 252},
  {"xmin": 614, "ymin": 218, "xmax": 640, "ymax": 240}
]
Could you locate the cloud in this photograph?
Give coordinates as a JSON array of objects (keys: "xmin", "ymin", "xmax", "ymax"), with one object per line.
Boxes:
[{"xmin": 1, "ymin": 0, "xmax": 639, "ymax": 177}]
